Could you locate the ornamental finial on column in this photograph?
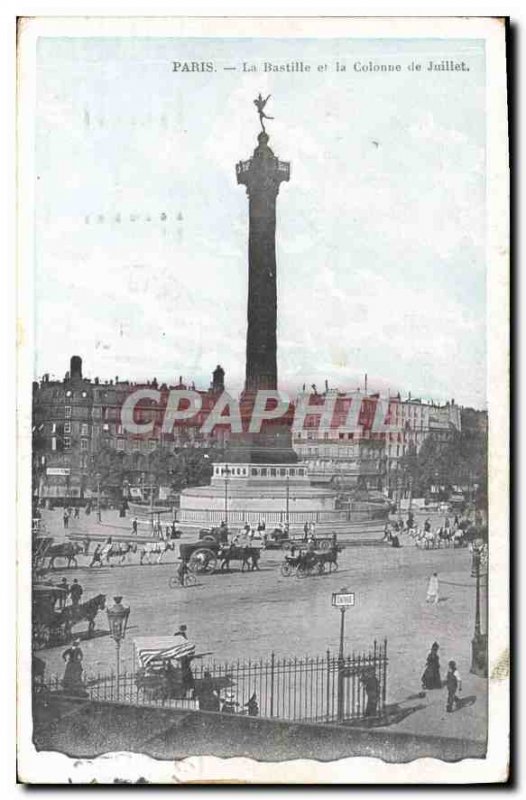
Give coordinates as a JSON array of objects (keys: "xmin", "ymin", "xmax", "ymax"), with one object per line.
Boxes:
[{"xmin": 253, "ymin": 93, "xmax": 274, "ymax": 134}]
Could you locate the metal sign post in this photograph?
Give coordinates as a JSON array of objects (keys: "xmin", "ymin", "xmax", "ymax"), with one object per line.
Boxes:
[{"xmin": 332, "ymin": 589, "xmax": 355, "ymax": 723}]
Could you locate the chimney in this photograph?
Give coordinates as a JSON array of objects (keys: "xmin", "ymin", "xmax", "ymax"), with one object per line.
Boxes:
[
  {"xmin": 212, "ymin": 365, "xmax": 225, "ymax": 393},
  {"xmin": 70, "ymin": 355, "xmax": 83, "ymax": 380}
]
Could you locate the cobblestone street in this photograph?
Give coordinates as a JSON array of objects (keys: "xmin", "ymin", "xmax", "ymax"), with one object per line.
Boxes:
[{"xmin": 36, "ymin": 508, "xmax": 487, "ymax": 743}]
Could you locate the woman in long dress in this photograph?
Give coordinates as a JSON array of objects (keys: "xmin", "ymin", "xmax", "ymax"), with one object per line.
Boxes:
[
  {"xmin": 62, "ymin": 639, "xmax": 85, "ymax": 695},
  {"xmin": 421, "ymin": 642, "xmax": 442, "ymax": 689}
]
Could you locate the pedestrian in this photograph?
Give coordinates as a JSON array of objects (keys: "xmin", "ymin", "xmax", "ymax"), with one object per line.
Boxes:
[
  {"xmin": 69, "ymin": 578, "xmax": 83, "ymax": 606},
  {"xmin": 445, "ymin": 660, "xmax": 462, "ymax": 712},
  {"xmin": 361, "ymin": 667, "xmax": 380, "ymax": 717},
  {"xmin": 74, "ymin": 506, "xmax": 80, "ymax": 519},
  {"xmin": 426, "ymin": 572, "xmax": 440, "ymax": 604},
  {"xmin": 89, "ymin": 543, "xmax": 102, "ymax": 568},
  {"xmin": 63, "ymin": 510, "xmax": 69, "ymax": 529},
  {"xmin": 383, "ymin": 522, "xmax": 392, "ymax": 542},
  {"xmin": 303, "ymin": 521, "xmax": 309, "ymax": 541},
  {"xmin": 424, "ymin": 518, "xmax": 431, "ymax": 533},
  {"xmin": 173, "ymin": 623, "xmax": 188, "ymax": 640},
  {"xmin": 57, "ymin": 577, "xmax": 69, "ymax": 609},
  {"xmin": 196, "ymin": 670, "xmax": 220, "ymax": 712},
  {"xmin": 444, "ymin": 516, "xmax": 450, "ymax": 530},
  {"xmin": 171, "ymin": 521, "xmax": 177, "ymax": 539},
  {"xmin": 421, "ymin": 642, "xmax": 442, "ymax": 689},
  {"xmin": 62, "ymin": 638, "xmax": 86, "ymax": 695},
  {"xmin": 132, "ymin": 517, "xmax": 138, "ymax": 535}
]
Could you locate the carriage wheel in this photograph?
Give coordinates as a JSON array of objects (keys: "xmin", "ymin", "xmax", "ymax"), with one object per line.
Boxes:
[
  {"xmin": 189, "ymin": 548, "xmax": 217, "ymax": 574},
  {"xmin": 184, "ymin": 572, "xmax": 197, "ymax": 587},
  {"xmin": 168, "ymin": 576, "xmax": 179, "ymax": 589},
  {"xmin": 316, "ymin": 561, "xmax": 325, "ymax": 575},
  {"xmin": 319, "ymin": 540, "xmax": 331, "ymax": 550},
  {"xmin": 328, "ymin": 560, "xmax": 338, "ymax": 573},
  {"xmin": 295, "ymin": 565, "xmax": 307, "ymax": 579},
  {"xmin": 281, "ymin": 541, "xmax": 292, "ymax": 551},
  {"xmin": 280, "ymin": 562, "xmax": 293, "ymax": 577},
  {"xmin": 33, "ymin": 623, "xmax": 50, "ymax": 650}
]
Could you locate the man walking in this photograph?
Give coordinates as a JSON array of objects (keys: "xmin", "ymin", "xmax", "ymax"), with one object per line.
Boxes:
[
  {"xmin": 445, "ymin": 660, "xmax": 462, "ymax": 712},
  {"xmin": 132, "ymin": 517, "xmax": 138, "ymax": 535},
  {"xmin": 63, "ymin": 510, "xmax": 69, "ymax": 529},
  {"xmin": 69, "ymin": 578, "xmax": 83, "ymax": 606},
  {"xmin": 426, "ymin": 572, "xmax": 440, "ymax": 604}
]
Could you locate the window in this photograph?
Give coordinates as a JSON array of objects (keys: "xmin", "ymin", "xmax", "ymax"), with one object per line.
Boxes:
[
  {"xmin": 51, "ymin": 422, "xmax": 56, "ymax": 433},
  {"xmin": 117, "ymin": 439, "xmax": 125, "ymax": 451},
  {"xmin": 298, "ymin": 468, "xmax": 305, "ymax": 476},
  {"xmin": 280, "ymin": 468, "xmax": 286, "ymax": 477},
  {"xmin": 81, "ymin": 391, "xmax": 87, "ymax": 398},
  {"xmin": 64, "ymin": 422, "xmax": 71, "ymax": 434},
  {"xmin": 289, "ymin": 468, "xmax": 296, "ymax": 476},
  {"xmin": 133, "ymin": 440, "xmax": 140, "ymax": 451},
  {"xmin": 251, "ymin": 468, "xmax": 258, "ymax": 476},
  {"xmin": 260, "ymin": 468, "xmax": 267, "ymax": 477},
  {"xmin": 64, "ymin": 437, "xmax": 71, "ymax": 449},
  {"xmin": 81, "ymin": 423, "xmax": 89, "ymax": 436},
  {"xmin": 270, "ymin": 468, "xmax": 277, "ymax": 477},
  {"xmin": 149, "ymin": 440, "xmax": 156, "ymax": 450},
  {"xmin": 81, "ymin": 439, "xmax": 88, "ymax": 451},
  {"xmin": 65, "ymin": 390, "xmax": 72, "ymax": 398},
  {"xmin": 65, "ymin": 406, "xmax": 72, "ymax": 418}
]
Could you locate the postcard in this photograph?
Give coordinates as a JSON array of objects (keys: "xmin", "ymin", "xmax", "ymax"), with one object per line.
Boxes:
[{"xmin": 17, "ymin": 15, "xmax": 509, "ymax": 784}]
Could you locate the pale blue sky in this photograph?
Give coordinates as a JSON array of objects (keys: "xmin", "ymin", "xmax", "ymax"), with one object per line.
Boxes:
[{"xmin": 35, "ymin": 36, "xmax": 486, "ymax": 407}]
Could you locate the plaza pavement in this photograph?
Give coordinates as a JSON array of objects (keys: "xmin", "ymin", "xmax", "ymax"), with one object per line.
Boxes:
[{"xmin": 34, "ymin": 508, "xmax": 487, "ymax": 746}]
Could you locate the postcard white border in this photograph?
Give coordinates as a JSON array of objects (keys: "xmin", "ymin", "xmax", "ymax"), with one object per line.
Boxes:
[{"xmin": 15, "ymin": 14, "xmax": 509, "ymax": 785}]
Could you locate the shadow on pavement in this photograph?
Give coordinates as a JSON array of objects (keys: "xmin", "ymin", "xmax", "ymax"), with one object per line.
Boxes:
[{"xmin": 344, "ymin": 702, "xmax": 428, "ymax": 729}]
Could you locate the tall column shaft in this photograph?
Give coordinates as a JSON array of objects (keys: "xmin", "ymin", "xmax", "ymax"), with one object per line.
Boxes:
[
  {"xmin": 237, "ymin": 131, "xmax": 289, "ymax": 393},
  {"xmin": 246, "ymin": 189, "xmax": 278, "ymax": 391}
]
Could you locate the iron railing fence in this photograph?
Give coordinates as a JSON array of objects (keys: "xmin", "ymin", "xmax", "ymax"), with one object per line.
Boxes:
[{"xmin": 39, "ymin": 640, "xmax": 388, "ymax": 725}]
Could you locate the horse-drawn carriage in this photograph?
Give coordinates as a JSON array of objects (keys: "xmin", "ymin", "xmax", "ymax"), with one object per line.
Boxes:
[
  {"xmin": 265, "ymin": 529, "xmax": 335, "ymax": 552},
  {"xmin": 179, "ymin": 536, "xmax": 261, "ymax": 574},
  {"xmin": 280, "ymin": 546, "xmax": 340, "ymax": 578},
  {"xmin": 134, "ymin": 636, "xmax": 231, "ymax": 704},
  {"xmin": 32, "ymin": 584, "xmax": 68, "ymax": 649},
  {"xmin": 32, "ymin": 585, "xmax": 106, "ymax": 649}
]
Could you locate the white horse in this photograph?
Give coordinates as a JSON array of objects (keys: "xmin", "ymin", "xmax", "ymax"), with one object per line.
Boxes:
[{"xmin": 139, "ymin": 540, "xmax": 176, "ymax": 565}]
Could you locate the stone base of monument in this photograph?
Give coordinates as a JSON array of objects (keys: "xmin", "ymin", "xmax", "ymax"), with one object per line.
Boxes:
[{"xmin": 178, "ymin": 461, "xmax": 386, "ymax": 536}]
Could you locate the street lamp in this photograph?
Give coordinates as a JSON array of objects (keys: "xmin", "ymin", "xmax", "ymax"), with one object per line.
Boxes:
[
  {"xmin": 332, "ymin": 588, "xmax": 355, "ymax": 723},
  {"xmin": 285, "ymin": 474, "xmax": 290, "ymax": 526},
  {"xmin": 106, "ymin": 596, "xmax": 130, "ymax": 700},
  {"xmin": 224, "ymin": 466, "xmax": 231, "ymax": 525},
  {"xmin": 470, "ymin": 544, "xmax": 488, "ymax": 677},
  {"xmin": 96, "ymin": 472, "xmax": 101, "ymax": 523}
]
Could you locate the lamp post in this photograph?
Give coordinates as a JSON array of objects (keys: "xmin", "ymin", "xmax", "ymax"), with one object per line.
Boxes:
[
  {"xmin": 224, "ymin": 466, "xmax": 231, "ymax": 524},
  {"xmin": 470, "ymin": 544, "xmax": 488, "ymax": 677},
  {"xmin": 96, "ymin": 473, "xmax": 101, "ymax": 523},
  {"xmin": 332, "ymin": 588, "xmax": 355, "ymax": 723},
  {"xmin": 106, "ymin": 596, "xmax": 130, "ymax": 700},
  {"xmin": 285, "ymin": 474, "xmax": 290, "ymax": 526}
]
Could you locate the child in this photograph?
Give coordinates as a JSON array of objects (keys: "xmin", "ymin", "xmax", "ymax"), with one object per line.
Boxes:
[{"xmin": 446, "ymin": 660, "xmax": 462, "ymax": 712}]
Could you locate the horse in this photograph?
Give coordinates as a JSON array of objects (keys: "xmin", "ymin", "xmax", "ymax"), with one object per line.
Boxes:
[
  {"xmin": 105, "ymin": 542, "xmax": 137, "ymax": 565},
  {"xmin": 46, "ymin": 542, "xmax": 84, "ymax": 570},
  {"xmin": 61, "ymin": 593, "xmax": 106, "ymax": 638},
  {"xmin": 218, "ymin": 545, "xmax": 261, "ymax": 572},
  {"xmin": 139, "ymin": 540, "xmax": 176, "ymax": 565},
  {"xmin": 317, "ymin": 545, "xmax": 341, "ymax": 571}
]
